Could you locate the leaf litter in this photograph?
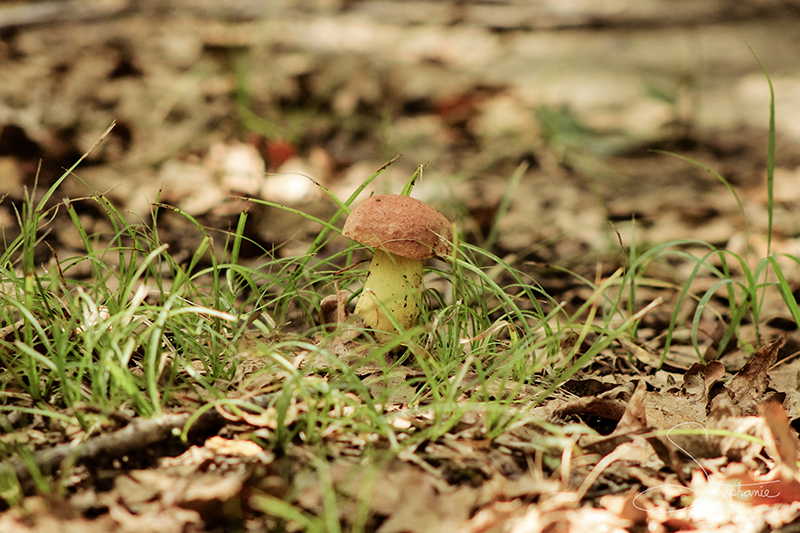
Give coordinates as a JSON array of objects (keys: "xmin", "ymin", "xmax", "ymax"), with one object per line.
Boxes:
[
  {"xmin": 4, "ymin": 4, "xmax": 800, "ymax": 533},
  {"xmin": 4, "ymin": 331, "xmax": 800, "ymax": 532},
  {"xmin": 4, "ymin": 205, "xmax": 800, "ymax": 533}
]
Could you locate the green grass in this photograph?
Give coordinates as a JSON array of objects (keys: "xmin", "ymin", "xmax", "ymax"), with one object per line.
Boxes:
[
  {"xmin": 0, "ymin": 140, "xmax": 590, "ymax": 506},
  {"xmin": 1, "ymin": 66, "xmax": 799, "ymax": 530}
]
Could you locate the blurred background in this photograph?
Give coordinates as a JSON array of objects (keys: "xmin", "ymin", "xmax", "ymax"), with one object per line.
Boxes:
[{"xmin": 2, "ymin": 0, "xmax": 800, "ymax": 271}]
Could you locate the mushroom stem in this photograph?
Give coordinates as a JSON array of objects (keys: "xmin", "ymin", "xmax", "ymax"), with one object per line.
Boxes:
[{"xmin": 354, "ymin": 249, "xmax": 424, "ymax": 339}]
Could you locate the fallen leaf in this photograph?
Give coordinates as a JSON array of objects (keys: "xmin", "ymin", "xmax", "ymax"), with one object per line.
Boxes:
[
  {"xmin": 725, "ymin": 337, "xmax": 783, "ymax": 416},
  {"xmin": 205, "ymin": 436, "xmax": 264, "ymax": 457},
  {"xmin": 760, "ymin": 400, "xmax": 800, "ymax": 473}
]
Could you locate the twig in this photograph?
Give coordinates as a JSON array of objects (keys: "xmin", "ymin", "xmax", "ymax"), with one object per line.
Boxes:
[{"xmin": 2, "ymin": 395, "xmax": 272, "ymax": 497}]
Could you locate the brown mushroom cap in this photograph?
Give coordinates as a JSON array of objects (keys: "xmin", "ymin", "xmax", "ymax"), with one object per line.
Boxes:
[{"xmin": 343, "ymin": 194, "xmax": 453, "ymax": 259}]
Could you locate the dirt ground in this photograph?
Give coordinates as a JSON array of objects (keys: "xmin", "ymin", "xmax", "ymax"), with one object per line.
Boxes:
[{"xmin": 4, "ymin": 1, "xmax": 800, "ymax": 532}]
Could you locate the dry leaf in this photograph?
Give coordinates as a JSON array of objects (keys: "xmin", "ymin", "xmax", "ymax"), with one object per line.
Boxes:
[
  {"xmin": 726, "ymin": 337, "xmax": 783, "ymax": 416},
  {"xmin": 760, "ymin": 400, "xmax": 800, "ymax": 473}
]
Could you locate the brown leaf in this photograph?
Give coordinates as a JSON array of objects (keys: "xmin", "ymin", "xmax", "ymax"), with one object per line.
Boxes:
[
  {"xmin": 682, "ymin": 360, "xmax": 725, "ymax": 404},
  {"xmin": 708, "ymin": 414, "xmax": 766, "ymax": 465},
  {"xmin": 720, "ymin": 462, "xmax": 800, "ymax": 505},
  {"xmin": 726, "ymin": 336, "xmax": 783, "ymax": 416},
  {"xmin": 560, "ymin": 377, "xmax": 622, "ymax": 398},
  {"xmin": 581, "ymin": 381, "xmax": 675, "ymax": 470},
  {"xmin": 760, "ymin": 400, "xmax": 800, "ymax": 473},
  {"xmin": 204, "ymin": 436, "xmax": 264, "ymax": 457},
  {"xmin": 783, "ymin": 389, "xmax": 800, "ymax": 424},
  {"xmin": 616, "ymin": 380, "xmax": 648, "ymax": 432},
  {"xmin": 554, "ymin": 397, "xmax": 627, "ymax": 422},
  {"xmin": 599, "ymin": 492, "xmax": 648, "ymax": 526},
  {"xmin": 319, "ymin": 290, "xmax": 351, "ymax": 330},
  {"xmin": 327, "ymin": 460, "xmax": 479, "ymax": 533},
  {"xmin": 179, "ymin": 474, "xmax": 247, "ymax": 528}
]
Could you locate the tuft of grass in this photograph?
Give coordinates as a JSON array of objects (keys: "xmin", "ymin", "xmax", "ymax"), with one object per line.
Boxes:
[
  {"xmin": 0, "ymin": 131, "xmax": 622, "ymax": 503},
  {"xmin": 616, "ymin": 52, "xmax": 797, "ymax": 366}
]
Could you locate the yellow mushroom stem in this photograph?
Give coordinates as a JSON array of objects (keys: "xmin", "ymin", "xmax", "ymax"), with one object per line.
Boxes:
[{"xmin": 354, "ymin": 249, "xmax": 424, "ymax": 339}]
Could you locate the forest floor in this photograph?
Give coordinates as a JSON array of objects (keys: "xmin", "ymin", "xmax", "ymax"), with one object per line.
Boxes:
[{"xmin": 3, "ymin": 1, "xmax": 800, "ymax": 532}]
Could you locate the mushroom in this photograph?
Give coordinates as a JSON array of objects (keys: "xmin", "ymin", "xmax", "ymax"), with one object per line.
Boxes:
[{"xmin": 342, "ymin": 194, "xmax": 452, "ymax": 339}]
